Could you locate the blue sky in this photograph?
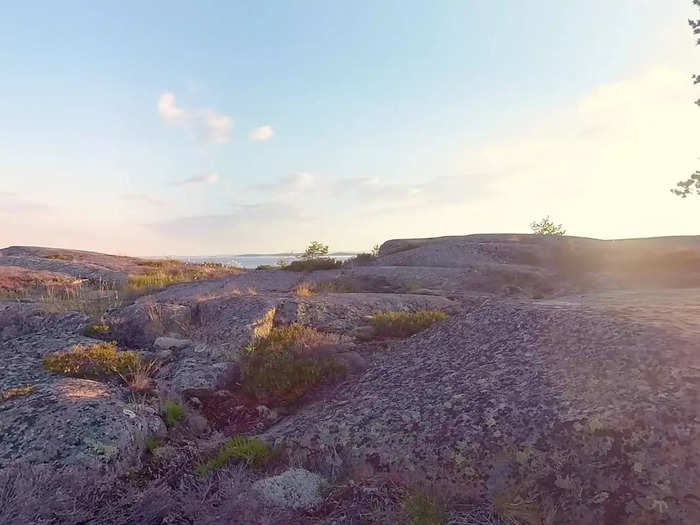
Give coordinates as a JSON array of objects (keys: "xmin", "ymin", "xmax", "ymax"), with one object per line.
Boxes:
[{"xmin": 1, "ymin": 1, "xmax": 699, "ymax": 254}]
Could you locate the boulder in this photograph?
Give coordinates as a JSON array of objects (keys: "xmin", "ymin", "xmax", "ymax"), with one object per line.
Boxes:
[{"xmin": 252, "ymin": 468, "xmax": 325, "ymax": 510}]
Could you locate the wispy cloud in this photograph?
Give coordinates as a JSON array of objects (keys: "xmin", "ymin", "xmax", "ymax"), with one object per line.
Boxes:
[
  {"xmin": 157, "ymin": 92, "xmax": 233, "ymax": 144},
  {"xmin": 121, "ymin": 193, "xmax": 165, "ymax": 206},
  {"xmin": 177, "ymin": 172, "xmax": 220, "ymax": 186},
  {"xmin": 0, "ymin": 192, "xmax": 52, "ymax": 214},
  {"xmin": 252, "ymin": 172, "xmax": 315, "ymax": 194},
  {"xmin": 249, "ymin": 125, "xmax": 275, "ymax": 141}
]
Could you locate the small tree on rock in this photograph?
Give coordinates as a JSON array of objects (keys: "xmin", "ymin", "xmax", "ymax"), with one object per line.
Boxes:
[
  {"xmin": 530, "ymin": 216, "xmax": 566, "ymax": 236},
  {"xmin": 672, "ymin": 1, "xmax": 700, "ymax": 197},
  {"xmin": 302, "ymin": 241, "xmax": 329, "ymax": 260}
]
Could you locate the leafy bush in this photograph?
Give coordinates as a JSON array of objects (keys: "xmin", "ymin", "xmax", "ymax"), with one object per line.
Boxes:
[
  {"xmin": 163, "ymin": 401, "xmax": 185, "ymax": 427},
  {"xmin": 43, "ymin": 342, "xmax": 140, "ymax": 378},
  {"xmin": 241, "ymin": 325, "xmax": 347, "ymax": 404},
  {"xmin": 84, "ymin": 323, "xmax": 110, "ymax": 337},
  {"xmin": 194, "ymin": 436, "xmax": 271, "ymax": 476},
  {"xmin": 369, "ymin": 309, "xmax": 448, "ymax": 338},
  {"xmin": 529, "ymin": 216, "xmax": 566, "ymax": 236},
  {"xmin": 285, "ymin": 257, "xmax": 342, "ymax": 272}
]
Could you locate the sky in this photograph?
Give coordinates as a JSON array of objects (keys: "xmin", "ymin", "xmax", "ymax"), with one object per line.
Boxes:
[{"xmin": 1, "ymin": 1, "xmax": 699, "ymax": 255}]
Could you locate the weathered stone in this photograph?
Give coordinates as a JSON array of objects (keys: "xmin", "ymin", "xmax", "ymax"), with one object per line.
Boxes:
[{"xmin": 153, "ymin": 336, "xmax": 192, "ymax": 350}]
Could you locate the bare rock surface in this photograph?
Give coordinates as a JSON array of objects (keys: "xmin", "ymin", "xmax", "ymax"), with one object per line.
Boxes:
[{"xmin": 264, "ymin": 290, "xmax": 700, "ymax": 524}]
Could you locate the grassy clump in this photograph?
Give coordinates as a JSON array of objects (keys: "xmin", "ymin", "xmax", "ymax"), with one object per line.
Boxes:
[
  {"xmin": 1, "ymin": 385, "xmax": 36, "ymax": 403},
  {"xmin": 194, "ymin": 435, "xmax": 271, "ymax": 476},
  {"xmin": 285, "ymin": 258, "xmax": 343, "ymax": 272},
  {"xmin": 163, "ymin": 401, "xmax": 185, "ymax": 427},
  {"xmin": 84, "ymin": 323, "xmax": 110, "ymax": 337},
  {"xmin": 241, "ymin": 325, "xmax": 347, "ymax": 405},
  {"xmin": 369, "ymin": 309, "xmax": 448, "ymax": 338},
  {"xmin": 402, "ymin": 489, "xmax": 446, "ymax": 525},
  {"xmin": 43, "ymin": 342, "xmax": 140, "ymax": 378},
  {"xmin": 128, "ymin": 261, "xmax": 241, "ymax": 291}
]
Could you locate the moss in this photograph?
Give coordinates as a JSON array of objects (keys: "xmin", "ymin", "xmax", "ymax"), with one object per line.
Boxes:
[
  {"xmin": 1, "ymin": 385, "xmax": 36, "ymax": 403},
  {"xmin": 163, "ymin": 401, "xmax": 185, "ymax": 427},
  {"xmin": 42, "ymin": 342, "xmax": 140, "ymax": 378},
  {"xmin": 241, "ymin": 324, "xmax": 347, "ymax": 405},
  {"xmin": 369, "ymin": 309, "xmax": 448, "ymax": 338},
  {"xmin": 194, "ymin": 436, "xmax": 271, "ymax": 476}
]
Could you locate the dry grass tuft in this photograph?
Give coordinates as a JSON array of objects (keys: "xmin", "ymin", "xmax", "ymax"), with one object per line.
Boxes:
[
  {"xmin": 293, "ymin": 283, "xmax": 315, "ymax": 296},
  {"xmin": 1, "ymin": 385, "xmax": 36, "ymax": 403},
  {"xmin": 43, "ymin": 342, "xmax": 140, "ymax": 378},
  {"xmin": 370, "ymin": 309, "xmax": 448, "ymax": 338}
]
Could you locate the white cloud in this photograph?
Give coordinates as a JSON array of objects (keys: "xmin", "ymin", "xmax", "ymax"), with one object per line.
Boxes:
[
  {"xmin": 157, "ymin": 92, "xmax": 186, "ymax": 124},
  {"xmin": 157, "ymin": 92, "xmax": 233, "ymax": 144},
  {"xmin": 178, "ymin": 172, "xmax": 220, "ymax": 186},
  {"xmin": 249, "ymin": 125, "xmax": 275, "ymax": 141}
]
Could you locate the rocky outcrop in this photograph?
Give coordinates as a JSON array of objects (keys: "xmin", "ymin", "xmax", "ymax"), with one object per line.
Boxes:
[
  {"xmin": 264, "ymin": 293, "xmax": 700, "ymax": 524},
  {"xmin": 0, "ymin": 308, "xmax": 162, "ymax": 474}
]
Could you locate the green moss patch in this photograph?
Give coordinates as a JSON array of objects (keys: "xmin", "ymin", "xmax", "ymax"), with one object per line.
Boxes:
[{"xmin": 194, "ymin": 436, "xmax": 271, "ymax": 476}]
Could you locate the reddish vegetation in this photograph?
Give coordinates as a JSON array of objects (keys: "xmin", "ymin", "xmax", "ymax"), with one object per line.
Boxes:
[
  {"xmin": 0, "ymin": 266, "xmax": 78, "ymax": 295},
  {"xmin": 182, "ymin": 389, "xmax": 272, "ymax": 434}
]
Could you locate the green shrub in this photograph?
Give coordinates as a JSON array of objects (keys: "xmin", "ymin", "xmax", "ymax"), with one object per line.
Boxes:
[
  {"xmin": 344, "ymin": 253, "xmax": 375, "ymax": 266},
  {"xmin": 43, "ymin": 342, "xmax": 140, "ymax": 378},
  {"xmin": 369, "ymin": 309, "xmax": 448, "ymax": 338},
  {"xmin": 402, "ymin": 489, "xmax": 446, "ymax": 525},
  {"xmin": 163, "ymin": 401, "xmax": 185, "ymax": 427},
  {"xmin": 241, "ymin": 325, "xmax": 347, "ymax": 404},
  {"xmin": 285, "ymin": 257, "xmax": 342, "ymax": 272},
  {"xmin": 195, "ymin": 436, "xmax": 271, "ymax": 476},
  {"xmin": 145, "ymin": 436, "xmax": 162, "ymax": 453},
  {"xmin": 84, "ymin": 323, "xmax": 110, "ymax": 337}
]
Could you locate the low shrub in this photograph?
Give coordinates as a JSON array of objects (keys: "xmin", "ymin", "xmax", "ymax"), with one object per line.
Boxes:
[
  {"xmin": 369, "ymin": 309, "xmax": 448, "ymax": 338},
  {"xmin": 144, "ymin": 436, "xmax": 162, "ymax": 454},
  {"xmin": 84, "ymin": 323, "xmax": 110, "ymax": 337},
  {"xmin": 256, "ymin": 264, "xmax": 277, "ymax": 270},
  {"xmin": 241, "ymin": 325, "xmax": 347, "ymax": 404},
  {"xmin": 194, "ymin": 435, "xmax": 271, "ymax": 476},
  {"xmin": 402, "ymin": 488, "xmax": 446, "ymax": 525},
  {"xmin": 43, "ymin": 342, "xmax": 140, "ymax": 378},
  {"xmin": 285, "ymin": 258, "xmax": 342, "ymax": 272},
  {"xmin": 344, "ymin": 253, "xmax": 376, "ymax": 266},
  {"xmin": 163, "ymin": 401, "xmax": 185, "ymax": 427}
]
